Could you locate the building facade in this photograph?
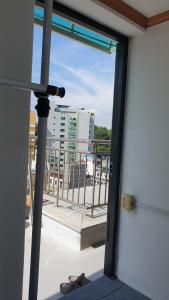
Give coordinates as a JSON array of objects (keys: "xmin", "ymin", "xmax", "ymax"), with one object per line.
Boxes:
[
  {"xmin": 29, "ymin": 111, "xmax": 36, "ymax": 160},
  {"xmin": 47, "ymin": 103, "xmax": 95, "ymax": 165}
]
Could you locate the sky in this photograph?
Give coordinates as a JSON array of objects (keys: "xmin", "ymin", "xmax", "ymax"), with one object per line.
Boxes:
[{"xmin": 32, "ymin": 24, "xmax": 116, "ymax": 128}]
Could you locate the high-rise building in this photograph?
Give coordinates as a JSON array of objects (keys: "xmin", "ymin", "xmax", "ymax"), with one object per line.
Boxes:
[
  {"xmin": 29, "ymin": 112, "xmax": 36, "ymax": 160},
  {"xmin": 47, "ymin": 103, "xmax": 95, "ymax": 164},
  {"xmin": 29, "ymin": 111, "xmax": 36, "ymax": 136}
]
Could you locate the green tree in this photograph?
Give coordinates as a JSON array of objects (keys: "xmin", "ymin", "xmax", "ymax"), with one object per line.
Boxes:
[
  {"xmin": 94, "ymin": 125, "xmax": 111, "ymax": 140},
  {"xmin": 94, "ymin": 125, "xmax": 111, "ymax": 153}
]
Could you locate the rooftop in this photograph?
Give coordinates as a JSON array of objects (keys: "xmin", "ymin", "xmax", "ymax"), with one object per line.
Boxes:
[{"xmin": 23, "ymin": 216, "xmax": 104, "ymax": 300}]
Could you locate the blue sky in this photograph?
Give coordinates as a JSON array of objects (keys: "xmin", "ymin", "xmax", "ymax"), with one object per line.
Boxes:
[{"xmin": 32, "ymin": 25, "xmax": 116, "ymax": 128}]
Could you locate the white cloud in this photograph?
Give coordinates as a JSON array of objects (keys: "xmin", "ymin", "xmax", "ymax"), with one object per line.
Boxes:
[
  {"xmin": 49, "ymin": 61, "xmax": 114, "ymax": 127},
  {"xmin": 31, "ymin": 34, "xmax": 115, "ymax": 128}
]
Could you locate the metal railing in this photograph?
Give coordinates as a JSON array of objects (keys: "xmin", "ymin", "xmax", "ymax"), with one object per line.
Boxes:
[{"xmin": 29, "ymin": 137, "xmax": 111, "ymax": 217}]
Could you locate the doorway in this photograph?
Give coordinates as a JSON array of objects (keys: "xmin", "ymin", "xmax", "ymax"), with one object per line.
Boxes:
[{"xmin": 23, "ymin": 2, "xmax": 128, "ymax": 299}]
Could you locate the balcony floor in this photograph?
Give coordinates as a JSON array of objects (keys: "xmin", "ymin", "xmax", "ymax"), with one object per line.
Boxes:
[
  {"xmin": 60, "ymin": 276, "xmax": 151, "ymax": 300},
  {"xmin": 23, "ymin": 215, "xmax": 104, "ymax": 300},
  {"xmin": 42, "ymin": 188, "xmax": 107, "ymax": 232}
]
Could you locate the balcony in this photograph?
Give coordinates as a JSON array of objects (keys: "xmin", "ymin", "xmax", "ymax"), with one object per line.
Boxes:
[
  {"xmin": 29, "ymin": 138, "xmax": 111, "ymax": 249},
  {"xmin": 25, "ymin": 134, "xmax": 150, "ymax": 299}
]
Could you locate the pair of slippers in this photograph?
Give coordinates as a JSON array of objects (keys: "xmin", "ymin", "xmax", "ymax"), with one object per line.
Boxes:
[{"xmin": 60, "ymin": 273, "xmax": 90, "ymax": 295}]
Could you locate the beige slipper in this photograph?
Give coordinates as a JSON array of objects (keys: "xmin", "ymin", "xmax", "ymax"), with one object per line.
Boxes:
[
  {"xmin": 60, "ymin": 281, "xmax": 80, "ymax": 295},
  {"xmin": 68, "ymin": 273, "xmax": 90, "ymax": 286}
]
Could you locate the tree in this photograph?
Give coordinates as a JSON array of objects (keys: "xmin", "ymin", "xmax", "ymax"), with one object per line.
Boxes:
[
  {"xmin": 94, "ymin": 125, "xmax": 111, "ymax": 153},
  {"xmin": 94, "ymin": 125, "xmax": 111, "ymax": 140}
]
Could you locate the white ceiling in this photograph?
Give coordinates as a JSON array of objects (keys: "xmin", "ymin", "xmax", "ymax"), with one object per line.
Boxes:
[
  {"xmin": 123, "ymin": 0, "xmax": 169, "ymax": 18},
  {"xmin": 55, "ymin": 0, "xmax": 144, "ymax": 37}
]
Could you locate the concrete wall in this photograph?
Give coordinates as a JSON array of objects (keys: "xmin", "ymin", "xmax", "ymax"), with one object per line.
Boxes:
[
  {"xmin": 117, "ymin": 22, "xmax": 169, "ymax": 300},
  {"xmin": 0, "ymin": 1, "xmax": 33, "ymax": 299}
]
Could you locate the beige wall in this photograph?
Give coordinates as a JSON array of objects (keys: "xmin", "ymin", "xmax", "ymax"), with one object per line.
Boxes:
[{"xmin": 29, "ymin": 111, "xmax": 36, "ymax": 136}]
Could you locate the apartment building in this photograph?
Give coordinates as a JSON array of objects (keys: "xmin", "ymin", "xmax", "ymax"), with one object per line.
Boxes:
[
  {"xmin": 47, "ymin": 103, "xmax": 95, "ymax": 163},
  {"xmin": 29, "ymin": 111, "xmax": 36, "ymax": 136},
  {"xmin": 29, "ymin": 111, "xmax": 36, "ymax": 160}
]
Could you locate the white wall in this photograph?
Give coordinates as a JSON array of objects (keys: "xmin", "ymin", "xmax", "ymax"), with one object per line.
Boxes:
[
  {"xmin": 117, "ymin": 21, "xmax": 169, "ymax": 300},
  {"xmin": 77, "ymin": 111, "xmax": 90, "ymax": 153},
  {"xmin": 57, "ymin": 0, "xmax": 143, "ymax": 36},
  {"xmin": 0, "ymin": 1, "xmax": 33, "ymax": 299}
]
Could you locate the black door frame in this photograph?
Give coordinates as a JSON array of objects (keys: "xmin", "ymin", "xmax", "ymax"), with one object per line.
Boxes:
[{"xmin": 37, "ymin": 0, "xmax": 129, "ymax": 278}]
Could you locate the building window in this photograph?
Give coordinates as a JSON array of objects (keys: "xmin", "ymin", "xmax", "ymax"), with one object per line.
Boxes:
[
  {"xmin": 53, "ymin": 129, "xmax": 55, "ymax": 131},
  {"xmin": 61, "ymin": 117, "xmax": 65, "ymax": 120},
  {"xmin": 60, "ymin": 123, "xmax": 65, "ymax": 126},
  {"xmin": 53, "ymin": 122, "xmax": 55, "ymax": 125},
  {"xmin": 60, "ymin": 135, "xmax": 64, "ymax": 138},
  {"xmin": 60, "ymin": 129, "xmax": 65, "ymax": 132}
]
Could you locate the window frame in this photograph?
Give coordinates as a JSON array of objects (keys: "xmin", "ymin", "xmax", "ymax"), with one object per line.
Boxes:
[{"xmin": 36, "ymin": 0, "xmax": 129, "ymax": 279}]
